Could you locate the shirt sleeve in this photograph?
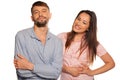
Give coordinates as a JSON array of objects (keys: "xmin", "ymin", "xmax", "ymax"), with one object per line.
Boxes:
[
  {"xmin": 14, "ymin": 32, "xmax": 36, "ymax": 78},
  {"xmin": 32, "ymin": 39, "xmax": 63, "ymax": 79},
  {"xmin": 97, "ymin": 43, "xmax": 107, "ymax": 57}
]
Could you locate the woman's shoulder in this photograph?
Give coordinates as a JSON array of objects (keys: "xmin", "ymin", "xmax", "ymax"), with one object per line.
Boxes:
[
  {"xmin": 57, "ymin": 32, "xmax": 68, "ymax": 39},
  {"xmin": 97, "ymin": 42, "xmax": 108, "ymax": 56}
]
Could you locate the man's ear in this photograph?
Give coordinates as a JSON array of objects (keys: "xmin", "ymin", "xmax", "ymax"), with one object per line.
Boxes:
[
  {"xmin": 49, "ymin": 13, "xmax": 52, "ymax": 19},
  {"xmin": 31, "ymin": 16, "xmax": 33, "ymax": 21}
]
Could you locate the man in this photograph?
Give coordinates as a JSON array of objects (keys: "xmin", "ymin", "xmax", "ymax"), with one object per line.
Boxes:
[{"xmin": 14, "ymin": 1, "xmax": 63, "ymax": 80}]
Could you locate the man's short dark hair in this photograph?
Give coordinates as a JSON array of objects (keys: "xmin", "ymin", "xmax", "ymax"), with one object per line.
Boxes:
[{"xmin": 31, "ymin": 1, "xmax": 49, "ymax": 13}]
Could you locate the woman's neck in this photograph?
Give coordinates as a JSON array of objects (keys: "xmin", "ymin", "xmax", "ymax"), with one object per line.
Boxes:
[{"xmin": 74, "ymin": 33, "xmax": 85, "ymax": 42}]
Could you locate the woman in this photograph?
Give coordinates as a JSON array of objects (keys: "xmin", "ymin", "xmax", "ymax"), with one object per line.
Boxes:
[{"xmin": 58, "ymin": 10, "xmax": 115, "ymax": 80}]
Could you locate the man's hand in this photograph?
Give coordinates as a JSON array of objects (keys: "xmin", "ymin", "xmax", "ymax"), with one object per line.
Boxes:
[{"xmin": 14, "ymin": 54, "xmax": 34, "ymax": 70}]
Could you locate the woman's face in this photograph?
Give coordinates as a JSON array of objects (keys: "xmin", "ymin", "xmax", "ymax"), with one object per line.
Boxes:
[{"xmin": 72, "ymin": 12, "xmax": 90, "ymax": 34}]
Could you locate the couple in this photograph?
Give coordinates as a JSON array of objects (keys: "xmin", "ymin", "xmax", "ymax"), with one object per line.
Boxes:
[{"xmin": 14, "ymin": 1, "xmax": 115, "ymax": 80}]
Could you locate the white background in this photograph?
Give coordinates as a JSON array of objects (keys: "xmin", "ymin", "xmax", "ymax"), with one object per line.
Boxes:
[{"xmin": 0, "ymin": 0, "xmax": 120, "ymax": 80}]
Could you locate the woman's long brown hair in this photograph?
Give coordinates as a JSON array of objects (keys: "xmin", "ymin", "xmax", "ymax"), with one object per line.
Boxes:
[{"xmin": 65, "ymin": 10, "xmax": 99, "ymax": 64}]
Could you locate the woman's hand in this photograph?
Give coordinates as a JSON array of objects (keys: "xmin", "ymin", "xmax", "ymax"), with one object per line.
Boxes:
[{"xmin": 62, "ymin": 65, "xmax": 83, "ymax": 77}]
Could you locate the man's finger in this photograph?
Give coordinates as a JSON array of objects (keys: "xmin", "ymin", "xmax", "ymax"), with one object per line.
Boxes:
[{"xmin": 17, "ymin": 54, "xmax": 25, "ymax": 59}]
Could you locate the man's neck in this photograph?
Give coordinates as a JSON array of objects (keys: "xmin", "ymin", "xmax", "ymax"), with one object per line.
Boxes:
[
  {"xmin": 34, "ymin": 26, "xmax": 48, "ymax": 44},
  {"xmin": 34, "ymin": 25, "xmax": 48, "ymax": 35}
]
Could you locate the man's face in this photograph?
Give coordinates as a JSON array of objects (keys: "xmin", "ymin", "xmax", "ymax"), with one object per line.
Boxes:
[{"xmin": 31, "ymin": 6, "xmax": 51, "ymax": 27}]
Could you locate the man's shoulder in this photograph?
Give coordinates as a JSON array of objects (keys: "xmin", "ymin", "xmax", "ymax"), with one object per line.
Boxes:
[
  {"xmin": 17, "ymin": 27, "xmax": 32, "ymax": 33},
  {"xmin": 16, "ymin": 27, "xmax": 32, "ymax": 34},
  {"xmin": 48, "ymin": 32, "xmax": 62, "ymax": 41},
  {"xmin": 48, "ymin": 32, "xmax": 59, "ymax": 39},
  {"xmin": 15, "ymin": 27, "xmax": 33, "ymax": 38}
]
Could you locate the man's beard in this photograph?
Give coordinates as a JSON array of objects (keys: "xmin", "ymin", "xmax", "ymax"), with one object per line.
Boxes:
[{"xmin": 35, "ymin": 20, "xmax": 47, "ymax": 28}]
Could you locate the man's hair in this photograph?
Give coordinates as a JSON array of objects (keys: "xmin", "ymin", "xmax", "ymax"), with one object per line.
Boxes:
[{"xmin": 31, "ymin": 1, "xmax": 49, "ymax": 13}]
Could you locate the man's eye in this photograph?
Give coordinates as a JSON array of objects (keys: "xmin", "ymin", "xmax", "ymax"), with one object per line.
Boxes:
[
  {"xmin": 83, "ymin": 22, "xmax": 87, "ymax": 24},
  {"xmin": 34, "ymin": 11, "xmax": 39, "ymax": 14},
  {"xmin": 42, "ymin": 10, "xmax": 47, "ymax": 12}
]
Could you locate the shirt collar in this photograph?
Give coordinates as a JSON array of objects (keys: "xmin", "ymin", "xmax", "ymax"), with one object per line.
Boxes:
[{"xmin": 30, "ymin": 27, "xmax": 51, "ymax": 40}]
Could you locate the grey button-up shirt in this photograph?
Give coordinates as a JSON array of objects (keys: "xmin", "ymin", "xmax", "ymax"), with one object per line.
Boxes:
[{"xmin": 14, "ymin": 27, "xmax": 63, "ymax": 80}]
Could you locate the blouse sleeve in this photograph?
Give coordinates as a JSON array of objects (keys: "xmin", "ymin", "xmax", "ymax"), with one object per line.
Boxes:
[{"xmin": 97, "ymin": 43, "xmax": 107, "ymax": 57}]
